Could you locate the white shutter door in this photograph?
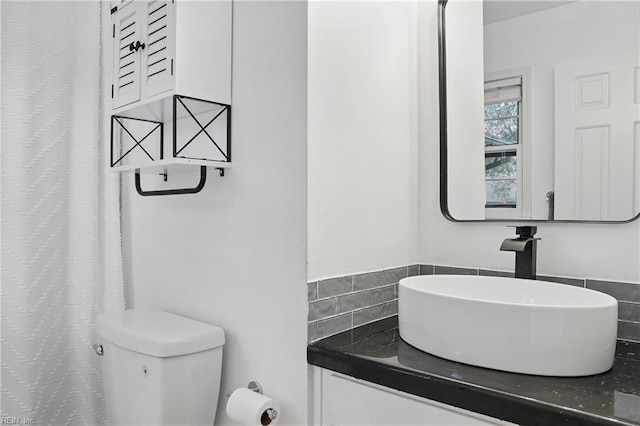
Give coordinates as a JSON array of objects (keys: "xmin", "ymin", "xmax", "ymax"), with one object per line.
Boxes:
[
  {"xmin": 112, "ymin": 2, "xmax": 142, "ymax": 109},
  {"xmin": 141, "ymin": 0, "xmax": 174, "ymax": 100}
]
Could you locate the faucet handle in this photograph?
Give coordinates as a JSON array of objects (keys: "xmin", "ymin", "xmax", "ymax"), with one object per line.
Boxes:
[{"xmin": 507, "ymin": 225, "xmax": 537, "ymax": 238}]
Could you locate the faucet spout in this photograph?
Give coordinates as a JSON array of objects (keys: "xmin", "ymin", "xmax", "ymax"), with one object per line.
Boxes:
[
  {"xmin": 500, "ymin": 238, "xmax": 535, "ymax": 252},
  {"xmin": 500, "ymin": 226, "xmax": 541, "ymax": 280}
]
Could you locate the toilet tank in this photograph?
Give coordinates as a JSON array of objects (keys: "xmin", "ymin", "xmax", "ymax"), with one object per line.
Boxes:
[{"xmin": 96, "ymin": 310, "xmax": 225, "ymax": 426}]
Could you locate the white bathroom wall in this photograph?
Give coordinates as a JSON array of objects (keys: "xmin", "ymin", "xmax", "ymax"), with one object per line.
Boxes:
[
  {"xmin": 120, "ymin": 2, "xmax": 308, "ymax": 424},
  {"xmin": 418, "ymin": 0, "xmax": 640, "ymax": 283},
  {"xmin": 307, "ymin": 0, "xmax": 420, "ymax": 281}
]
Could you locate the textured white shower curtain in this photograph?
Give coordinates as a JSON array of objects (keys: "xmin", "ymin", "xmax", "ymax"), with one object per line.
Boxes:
[{"xmin": 1, "ymin": 1, "xmax": 125, "ymax": 424}]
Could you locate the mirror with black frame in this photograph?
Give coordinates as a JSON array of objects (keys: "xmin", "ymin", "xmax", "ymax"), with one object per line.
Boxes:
[{"xmin": 439, "ymin": 0, "xmax": 640, "ymax": 222}]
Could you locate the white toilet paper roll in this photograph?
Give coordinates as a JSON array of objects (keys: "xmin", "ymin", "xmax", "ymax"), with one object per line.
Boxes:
[{"xmin": 226, "ymin": 388, "xmax": 280, "ymax": 426}]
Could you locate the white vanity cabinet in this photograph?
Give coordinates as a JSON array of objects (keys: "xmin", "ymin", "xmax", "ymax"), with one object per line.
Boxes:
[
  {"xmin": 111, "ymin": 0, "xmax": 231, "ymax": 112},
  {"xmin": 312, "ymin": 368, "xmax": 515, "ymax": 426}
]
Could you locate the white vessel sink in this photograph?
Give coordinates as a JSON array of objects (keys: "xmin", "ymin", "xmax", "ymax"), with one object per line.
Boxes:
[{"xmin": 398, "ymin": 275, "xmax": 618, "ymax": 376}]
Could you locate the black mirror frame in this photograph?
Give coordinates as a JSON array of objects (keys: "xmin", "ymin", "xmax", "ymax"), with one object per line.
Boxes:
[{"xmin": 437, "ymin": 0, "xmax": 640, "ymax": 224}]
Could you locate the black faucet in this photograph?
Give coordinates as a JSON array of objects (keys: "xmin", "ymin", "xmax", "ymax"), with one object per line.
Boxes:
[{"xmin": 500, "ymin": 226, "xmax": 541, "ymax": 280}]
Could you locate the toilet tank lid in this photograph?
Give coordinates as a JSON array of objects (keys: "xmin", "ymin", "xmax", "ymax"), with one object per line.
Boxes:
[{"xmin": 96, "ymin": 310, "xmax": 225, "ymax": 358}]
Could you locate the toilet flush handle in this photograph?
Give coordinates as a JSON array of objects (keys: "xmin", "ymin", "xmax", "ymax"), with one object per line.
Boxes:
[{"xmin": 92, "ymin": 344, "xmax": 104, "ymax": 356}]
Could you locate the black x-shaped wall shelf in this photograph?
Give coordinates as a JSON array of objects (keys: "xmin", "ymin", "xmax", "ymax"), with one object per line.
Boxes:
[{"xmin": 110, "ymin": 95, "xmax": 231, "ymax": 196}]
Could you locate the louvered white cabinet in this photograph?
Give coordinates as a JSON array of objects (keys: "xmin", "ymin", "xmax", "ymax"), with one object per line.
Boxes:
[
  {"xmin": 112, "ymin": 0, "xmax": 175, "ymax": 109},
  {"xmin": 111, "ymin": 0, "xmax": 231, "ymax": 113},
  {"xmin": 109, "ymin": 0, "xmax": 232, "ymax": 195}
]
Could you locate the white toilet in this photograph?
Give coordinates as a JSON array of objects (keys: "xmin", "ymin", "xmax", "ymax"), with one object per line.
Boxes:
[{"xmin": 96, "ymin": 309, "xmax": 225, "ymax": 426}]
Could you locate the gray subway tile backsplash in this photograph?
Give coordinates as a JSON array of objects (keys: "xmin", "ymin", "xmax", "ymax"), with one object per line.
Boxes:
[
  {"xmin": 308, "ymin": 282, "xmax": 318, "ymax": 302},
  {"xmin": 354, "ymin": 270, "xmax": 384, "ymax": 291},
  {"xmin": 308, "ymin": 322, "xmax": 317, "ymax": 342},
  {"xmin": 408, "ymin": 264, "xmax": 419, "ymax": 277},
  {"xmin": 618, "ymin": 321, "xmax": 640, "ymax": 343},
  {"xmin": 383, "ymin": 299, "xmax": 398, "ymax": 316},
  {"xmin": 352, "ymin": 300, "xmax": 399, "ymax": 328},
  {"xmin": 479, "ymin": 269, "xmax": 512, "ymax": 277},
  {"xmin": 318, "ymin": 276, "xmax": 352, "ymax": 298},
  {"xmin": 618, "ymin": 302, "xmax": 640, "ymax": 323},
  {"xmin": 538, "ymin": 275, "xmax": 585, "ymax": 287},
  {"xmin": 418, "ymin": 264, "xmax": 434, "ymax": 275},
  {"xmin": 353, "ymin": 304, "xmax": 387, "ymax": 328},
  {"xmin": 309, "ymin": 265, "xmax": 407, "ymax": 341},
  {"xmin": 586, "ymin": 280, "xmax": 640, "ymax": 303},
  {"xmin": 308, "ymin": 264, "xmax": 640, "ymax": 343},
  {"xmin": 316, "ymin": 312, "xmax": 352, "ymax": 340},
  {"xmin": 434, "ymin": 265, "xmax": 477, "ymax": 275},
  {"xmin": 382, "ymin": 267, "xmax": 408, "ymax": 285},
  {"xmin": 308, "ymin": 298, "xmax": 336, "ymax": 322},
  {"xmin": 369, "ymin": 284, "xmax": 396, "ymax": 305},
  {"xmin": 336, "ymin": 291, "xmax": 370, "ymax": 314}
]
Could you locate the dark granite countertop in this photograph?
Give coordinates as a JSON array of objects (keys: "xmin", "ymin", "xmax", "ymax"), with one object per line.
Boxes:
[{"xmin": 307, "ymin": 316, "xmax": 640, "ymax": 426}]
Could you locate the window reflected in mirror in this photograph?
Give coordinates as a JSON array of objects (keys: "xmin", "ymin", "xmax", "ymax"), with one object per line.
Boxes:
[{"xmin": 484, "ymin": 76, "xmax": 522, "ymax": 214}]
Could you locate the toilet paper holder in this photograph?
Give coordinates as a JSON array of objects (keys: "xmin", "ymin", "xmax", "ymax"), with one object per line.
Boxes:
[
  {"xmin": 227, "ymin": 381, "xmax": 263, "ymax": 397},
  {"xmin": 247, "ymin": 381, "xmax": 263, "ymax": 395},
  {"xmin": 227, "ymin": 381, "xmax": 278, "ymax": 423}
]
